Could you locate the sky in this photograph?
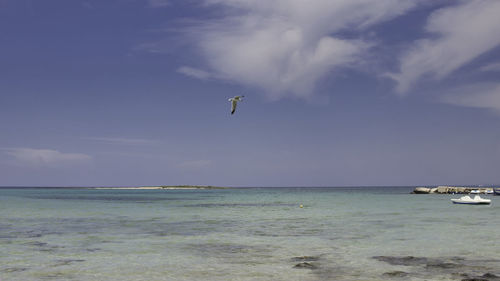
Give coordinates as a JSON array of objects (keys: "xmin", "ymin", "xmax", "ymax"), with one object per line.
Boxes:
[{"xmin": 1, "ymin": 0, "xmax": 500, "ymax": 187}]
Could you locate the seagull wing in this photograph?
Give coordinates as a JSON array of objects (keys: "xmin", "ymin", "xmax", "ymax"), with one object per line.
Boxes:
[{"xmin": 231, "ymin": 99, "xmax": 237, "ymax": 114}]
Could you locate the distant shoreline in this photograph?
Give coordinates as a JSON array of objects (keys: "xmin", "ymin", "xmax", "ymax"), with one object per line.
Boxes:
[{"xmin": 92, "ymin": 185, "xmax": 228, "ymax": 190}]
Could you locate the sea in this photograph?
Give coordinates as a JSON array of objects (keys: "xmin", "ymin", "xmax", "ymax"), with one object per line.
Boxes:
[{"xmin": 0, "ymin": 186, "xmax": 498, "ymax": 281}]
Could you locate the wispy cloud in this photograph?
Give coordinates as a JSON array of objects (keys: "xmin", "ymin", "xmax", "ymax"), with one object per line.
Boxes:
[
  {"xmin": 177, "ymin": 66, "xmax": 213, "ymax": 80},
  {"xmin": 2, "ymin": 148, "xmax": 91, "ymax": 167},
  {"xmin": 480, "ymin": 62, "xmax": 500, "ymax": 72},
  {"xmin": 132, "ymin": 42, "xmax": 166, "ymax": 54},
  {"xmin": 181, "ymin": 0, "xmax": 420, "ymax": 100},
  {"xmin": 441, "ymin": 83, "xmax": 500, "ymax": 112},
  {"xmin": 178, "ymin": 159, "xmax": 212, "ymax": 169},
  {"xmin": 81, "ymin": 1, "xmax": 93, "ymax": 9},
  {"xmin": 388, "ymin": 0, "xmax": 500, "ymax": 94},
  {"xmin": 148, "ymin": 0, "xmax": 170, "ymax": 8},
  {"xmin": 85, "ymin": 137, "xmax": 161, "ymax": 145}
]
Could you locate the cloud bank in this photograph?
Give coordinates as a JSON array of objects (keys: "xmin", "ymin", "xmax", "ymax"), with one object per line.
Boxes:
[
  {"xmin": 3, "ymin": 148, "xmax": 91, "ymax": 167},
  {"xmin": 442, "ymin": 83, "xmax": 500, "ymax": 112},
  {"xmin": 86, "ymin": 137, "xmax": 160, "ymax": 145},
  {"xmin": 389, "ymin": 0, "xmax": 500, "ymax": 94},
  {"xmin": 182, "ymin": 0, "xmax": 420, "ymax": 100}
]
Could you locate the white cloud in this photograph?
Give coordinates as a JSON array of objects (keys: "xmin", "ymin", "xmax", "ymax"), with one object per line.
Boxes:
[
  {"xmin": 2, "ymin": 148, "xmax": 91, "ymax": 167},
  {"xmin": 389, "ymin": 0, "xmax": 500, "ymax": 94},
  {"xmin": 148, "ymin": 0, "xmax": 169, "ymax": 8},
  {"xmin": 133, "ymin": 42, "xmax": 164, "ymax": 54},
  {"xmin": 177, "ymin": 66, "xmax": 212, "ymax": 80},
  {"xmin": 480, "ymin": 62, "xmax": 500, "ymax": 72},
  {"xmin": 441, "ymin": 83, "xmax": 500, "ymax": 112},
  {"xmin": 178, "ymin": 159, "xmax": 212, "ymax": 169},
  {"xmin": 183, "ymin": 0, "xmax": 421, "ymax": 100},
  {"xmin": 82, "ymin": 1, "xmax": 93, "ymax": 9},
  {"xmin": 86, "ymin": 137, "xmax": 160, "ymax": 145}
]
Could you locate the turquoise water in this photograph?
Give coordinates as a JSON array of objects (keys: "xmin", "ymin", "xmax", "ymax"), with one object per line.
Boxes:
[{"xmin": 0, "ymin": 187, "xmax": 499, "ymax": 280}]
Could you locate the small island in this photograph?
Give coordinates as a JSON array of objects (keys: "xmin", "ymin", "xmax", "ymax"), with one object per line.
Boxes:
[{"xmin": 93, "ymin": 185, "xmax": 228, "ymax": 190}]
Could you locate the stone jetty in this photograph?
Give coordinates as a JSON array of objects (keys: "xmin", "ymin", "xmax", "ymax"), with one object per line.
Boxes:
[{"xmin": 413, "ymin": 186, "xmax": 494, "ymax": 194}]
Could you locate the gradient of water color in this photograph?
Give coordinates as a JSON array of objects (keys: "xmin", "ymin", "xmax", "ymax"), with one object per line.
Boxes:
[{"xmin": 1, "ymin": 187, "xmax": 499, "ymax": 280}]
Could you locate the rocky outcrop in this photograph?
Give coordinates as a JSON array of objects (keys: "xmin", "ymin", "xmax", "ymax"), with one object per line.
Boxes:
[
  {"xmin": 293, "ymin": 262, "xmax": 318, "ymax": 269},
  {"xmin": 460, "ymin": 272, "xmax": 499, "ymax": 281},
  {"xmin": 374, "ymin": 256, "xmax": 500, "ymax": 280},
  {"xmin": 373, "ymin": 256, "xmax": 428, "ymax": 266},
  {"xmin": 291, "ymin": 256, "xmax": 321, "ymax": 269},
  {"xmin": 413, "ymin": 187, "xmax": 431, "ymax": 194},
  {"xmin": 413, "ymin": 186, "xmax": 494, "ymax": 194},
  {"xmin": 382, "ymin": 271, "xmax": 409, "ymax": 277}
]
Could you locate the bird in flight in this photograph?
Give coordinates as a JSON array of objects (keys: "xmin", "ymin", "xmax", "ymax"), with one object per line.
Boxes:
[{"xmin": 228, "ymin": 95, "xmax": 244, "ymax": 115}]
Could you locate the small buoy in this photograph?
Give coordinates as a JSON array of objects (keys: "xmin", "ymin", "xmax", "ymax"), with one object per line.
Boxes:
[{"xmin": 299, "ymin": 204, "xmax": 303, "ymax": 208}]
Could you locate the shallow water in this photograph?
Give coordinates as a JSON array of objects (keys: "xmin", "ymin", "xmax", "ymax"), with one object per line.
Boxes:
[{"xmin": 0, "ymin": 187, "xmax": 499, "ymax": 280}]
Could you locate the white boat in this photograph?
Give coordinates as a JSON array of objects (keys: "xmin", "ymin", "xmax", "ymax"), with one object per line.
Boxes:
[
  {"xmin": 485, "ymin": 189, "xmax": 494, "ymax": 195},
  {"xmin": 470, "ymin": 189, "xmax": 480, "ymax": 194},
  {"xmin": 451, "ymin": 195, "xmax": 491, "ymax": 205}
]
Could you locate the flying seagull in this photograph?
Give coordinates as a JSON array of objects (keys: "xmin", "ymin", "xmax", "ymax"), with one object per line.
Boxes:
[{"xmin": 228, "ymin": 95, "xmax": 244, "ymax": 115}]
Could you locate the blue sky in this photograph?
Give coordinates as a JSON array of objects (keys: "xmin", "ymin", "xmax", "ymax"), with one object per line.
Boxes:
[{"xmin": 1, "ymin": 0, "xmax": 500, "ymax": 187}]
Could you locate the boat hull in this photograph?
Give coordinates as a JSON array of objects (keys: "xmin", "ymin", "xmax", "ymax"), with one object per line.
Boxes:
[
  {"xmin": 451, "ymin": 195, "xmax": 491, "ymax": 205},
  {"xmin": 451, "ymin": 200, "xmax": 490, "ymax": 205}
]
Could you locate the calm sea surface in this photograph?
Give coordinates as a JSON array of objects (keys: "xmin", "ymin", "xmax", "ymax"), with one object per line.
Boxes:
[{"xmin": 0, "ymin": 187, "xmax": 498, "ymax": 281}]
